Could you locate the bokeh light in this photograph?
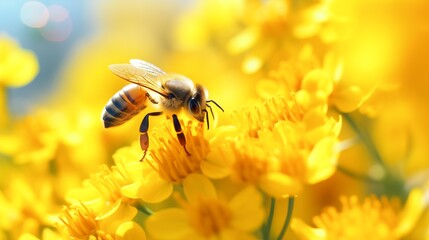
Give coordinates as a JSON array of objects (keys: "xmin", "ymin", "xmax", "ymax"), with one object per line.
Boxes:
[{"xmin": 20, "ymin": 1, "xmax": 49, "ymax": 28}]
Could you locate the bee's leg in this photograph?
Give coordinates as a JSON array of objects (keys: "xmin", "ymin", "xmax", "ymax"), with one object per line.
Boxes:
[
  {"xmin": 139, "ymin": 111, "xmax": 163, "ymax": 161},
  {"xmin": 172, "ymin": 114, "xmax": 191, "ymax": 156}
]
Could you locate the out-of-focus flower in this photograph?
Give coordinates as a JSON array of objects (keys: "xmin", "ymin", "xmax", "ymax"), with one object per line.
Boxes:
[
  {"xmin": 0, "ymin": 35, "xmax": 38, "ymax": 127},
  {"xmin": 0, "ymin": 177, "xmax": 57, "ymax": 239},
  {"xmin": 227, "ymin": 0, "xmax": 338, "ymax": 74},
  {"xmin": 257, "ymin": 46, "xmax": 378, "ymax": 113},
  {"xmin": 145, "ymin": 174, "xmax": 264, "ymax": 240},
  {"xmin": 0, "ymin": 107, "xmax": 108, "ymax": 198},
  {"xmin": 0, "ymin": 35, "xmax": 38, "ymax": 88},
  {"xmin": 291, "ymin": 188, "xmax": 424, "ymax": 240}
]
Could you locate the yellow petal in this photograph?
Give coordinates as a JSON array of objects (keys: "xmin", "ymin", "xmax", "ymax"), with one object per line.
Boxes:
[
  {"xmin": 97, "ymin": 200, "xmax": 138, "ymax": 231},
  {"xmin": 332, "ymin": 85, "xmax": 365, "ymax": 112},
  {"xmin": 93, "ymin": 204, "xmax": 138, "ymax": 237},
  {"xmin": 17, "ymin": 233, "xmax": 39, "ymax": 240},
  {"xmin": 291, "ymin": 218, "xmax": 326, "ymax": 240},
  {"xmin": 116, "ymin": 221, "xmax": 146, "ymax": 240},
  {"xmin": 306, "ymin": 137, "xmax": 338, "ymax": 184},
  {"xmin": 301, "ymin": 69, "xmax": 333, "ymax": 95},
  {"xmin": 220, "ymin": 229, "xmax": 258, "ymax": 240},
  {"xmin": 229, "ymin": 186, "xmax": 264, "ymax": 231},
  {"xmin": 146, "ymin": 208, "xmax": 191, "ymax": 239},
  {"xmin": 394, "ymin": 188, "xmax": 424, "ymax": 237},
  {"xmin": 121, "ymin": 173, "xmax": 173, "ymax": 203},
  {"xmin": 259, "ymin": 172, "xmax": 303, "ymax": 198},
  {"xmin": 183, "ymin": 174, "xmax": 217, "ymax": 203},
  {"xmin": 227, "ymin": 27, "xmax": 259, "ymax": 55},
  {"xmin": 202, "ymin": 147, "xmax": 233, "ymax": 179}
]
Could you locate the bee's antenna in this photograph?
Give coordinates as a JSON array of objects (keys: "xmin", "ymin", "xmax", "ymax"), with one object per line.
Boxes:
[
  {"xmin": 203, "ymin": 109, "xmax": 210, "ymax": 130},
  {"xmin": 207, "ymin": 100, "xmax": 224, "ymax": 112},
  {"xmin": 206, "ymin": 104, "xmax": 215, "ymax": 119}
]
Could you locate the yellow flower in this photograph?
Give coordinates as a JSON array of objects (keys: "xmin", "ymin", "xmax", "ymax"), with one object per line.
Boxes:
[
  {"xmin": 256, "ymin": 46, "xmax": 374, "ymax": 113},
  {"xmin": 57, "ymin": 202, "xmax": 145, "ymax": 240},
  {"xmin": 18, "ymin": 228, "xmax": 63, "ymax": 240},
  {"xmin": 211, "ymin": 96, "xmax": 341, "ymax": 198},
  {"xmin": 0, "ymin": 177, "xmax": 56, "ymax": 239},
  {"xmin": 0, "ymin": 35, "xmax": 38, "ymax": 127},
  {"xmin": 118, "ymin": 120, "xmax": 213, "ymax": 203},
  {"xmin": 227, "ymin": 0, "xmax": 335, "ymax": 73},
  {"xmin": 291, "ymin": 189, "xmax": 424, "ymax": 240},
  {"xmin": 145, "ymin": 174, "xmax": 265, "ymax": 240},
  {"xmin": 63, "ymin": 154, "xmax": 153, "ymax": 236},
  {"xmin": 0, "ymin": 35, "xmax": 38, "ymax": 88}
]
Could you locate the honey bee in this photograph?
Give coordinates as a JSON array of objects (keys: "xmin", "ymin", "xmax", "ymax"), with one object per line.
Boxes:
[{"xmin": 102, "ymin": 59, "xmax": 223, "ymax": 160}]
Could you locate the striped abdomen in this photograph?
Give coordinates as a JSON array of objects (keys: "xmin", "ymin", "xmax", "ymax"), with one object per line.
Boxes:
[{"xmin": 102, "ymin": 84, "xmax": 148, "ymax": 128}]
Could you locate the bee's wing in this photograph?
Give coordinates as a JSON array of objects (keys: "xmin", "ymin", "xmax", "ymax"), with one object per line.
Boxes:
[
  {"xmin": 109, "ymin": 62, "xmax": 171, "ymax": 98},
  {"xmin": 130, "ymin": 59, "xmax": 167, "ymax": 77}
]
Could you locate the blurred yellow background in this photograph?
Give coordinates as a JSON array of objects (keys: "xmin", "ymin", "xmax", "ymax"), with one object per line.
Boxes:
[{"xmin": 1, "ymin": 0, "xmax": 429, "ymax": 239}]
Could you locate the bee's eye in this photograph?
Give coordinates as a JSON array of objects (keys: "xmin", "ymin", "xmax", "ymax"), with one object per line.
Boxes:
[{"xmin": 189, "ymin": 99, "xmax": 201, "ymax": 115}]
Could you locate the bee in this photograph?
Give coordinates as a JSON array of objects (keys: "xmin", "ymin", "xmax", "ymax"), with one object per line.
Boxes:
[{"xmin": 102, "ymin": 59, "xmax": 223, "ymax": 160}]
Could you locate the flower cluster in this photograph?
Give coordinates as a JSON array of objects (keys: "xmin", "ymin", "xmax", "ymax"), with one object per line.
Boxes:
[{"xmin": 2, "ymin": 0, "xmax": 429, "ymax": 239}]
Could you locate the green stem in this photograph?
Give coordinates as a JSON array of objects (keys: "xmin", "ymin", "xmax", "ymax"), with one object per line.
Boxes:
[
  {"xmin": 136, "ymin": 204, "xmax": 153, "ymax": 215},
  {"xmin": 337, "ymin": 165, "xmax": 378, "ymax": 183},
  {"xmin": 341, "ymin": 113, "xmax": 386, "ymax": 169},
  {"xmin": 263, "ymin": 197, "xmax": 276, "ymax": 240},
  {"xmin": 276, "ymin": 197, "xmax": 295, "ymax": 240}
]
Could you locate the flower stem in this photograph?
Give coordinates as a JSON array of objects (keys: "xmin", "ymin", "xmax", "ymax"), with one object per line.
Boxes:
[
  {"xmin": 341, "ymin": 112, "xmax": 386, "ymax": 169},
  {"xmin": 337, "ymin": 165, "xmax": 378, "ymax": 183},
  {"xmin": 276, "ymin": 196, "xmax": 295, "ymax": 240},
  {"xmin": 136, "ymin": 203, "xmax": 153, "ymax": 215},
  {"xmin": 263, "ymin": 197, "xmax": 276, "ymax": 240},
  {"xmin": 0, "ymin": 87, "xmax": 9, "ymax": 129}
]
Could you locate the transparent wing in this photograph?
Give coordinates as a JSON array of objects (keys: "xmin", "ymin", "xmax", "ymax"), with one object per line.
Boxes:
[
  {"xmin": 130, "ymin": 59, "xmax": 167, "ymax": 77},
  {"xmin": 109, "ymin": 63, "xmax": 170, "ymax": 98}
]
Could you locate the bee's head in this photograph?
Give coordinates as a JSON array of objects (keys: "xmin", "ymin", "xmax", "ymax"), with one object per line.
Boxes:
[
  {"xmin": 187, "ymin": 84, "xmax": 224, "ymax": 130},
  {"xmin": 187, "ymin": 84, "xmax": 207, "ymax": 122}
]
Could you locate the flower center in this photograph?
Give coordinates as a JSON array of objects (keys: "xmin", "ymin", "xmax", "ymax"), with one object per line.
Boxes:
[
  {"xmin": 231, "ymin": 140, "xmax": 270, "ymax": 184},
  {"xmin": 314, "ymin": 195, "xmax": 400, "ymax": 240},
  {"xmin": 59, "ymin": 204, "xmax": 98, "ymax": 239},
  {"xmin": 147, "ymin": 121, "xmax": 209, "ymax": 183},
  {"xmin": 234, "ymin": 96, "xmax": 303, "ymax": 138},
  {"xmin": 188, "ymin": 197, "xmax": 232, "ymax": 237}
]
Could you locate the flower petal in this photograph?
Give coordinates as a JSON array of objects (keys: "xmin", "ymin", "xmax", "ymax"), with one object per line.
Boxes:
[
  {"xmin": 97, "ymin": 200, "xmax": 138, "ymax": 232},
  {"xmin": 291, "ymin": 218, "xmax": 326, "ymax": 240},
  {"xmin": 202, "ymin": 147, "xmax": 233, "ymax": 179},
  {"xmin": 115, "ymin": 221, "xmax": 146, "ymax": 240},
  {"xmin": 121, "ymin": 172, "xmax": 173, "ymax": 203},
  {"xmin": 146, "ymin": 208, "xmax": 191, "ymax": 239},
  {"xmin": 259, "ymin": 172, "xmax": 303, "ymax": 198},
  {"xmin": 394, "ymin": 188, "xmax": 424, "ymax": 237},
  {"xmin": 183, "ymin": 174, "xmax": 217, "ymax": 203},
  {"xmin": 220, "ymin": 229, "xmax": 258, "ymax": 240},
  {"xmin": 306, "ymin": 137, "xmax": 338, "ymax": 184},
  {"xmin": 228, "ymin": 186, "xmax": 264, "ymax": 231}
]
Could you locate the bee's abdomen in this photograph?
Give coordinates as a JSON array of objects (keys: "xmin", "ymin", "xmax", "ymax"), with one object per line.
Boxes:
[{"xmin": 102, "ymin": 84, "xmax": 148, "ymax": 128}]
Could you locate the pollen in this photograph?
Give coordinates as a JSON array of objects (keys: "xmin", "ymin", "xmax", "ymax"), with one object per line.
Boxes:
[
  {"xmin": 186, "ymin": 197, "xmax": 232, "ymax": 237},
  {"xmin": 233, "ymin": 96, "xmax": 303, "ymax": 138},
  {"xmin": 313, "ymin": 195, "xmax": 400, "ymax": 240},
  {"xmin": 147, "ymin": 120, "xmax": 209, "ymax": 183},
  {"xmin": 58, "ymin": 204, "xmax": 100, "ymax": 239}
]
